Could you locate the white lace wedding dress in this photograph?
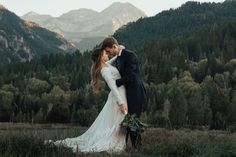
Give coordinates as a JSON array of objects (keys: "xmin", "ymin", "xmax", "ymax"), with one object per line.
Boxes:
[{"xmin": 47, "ymin": 57, "xmax": 128, "ymax": 153}]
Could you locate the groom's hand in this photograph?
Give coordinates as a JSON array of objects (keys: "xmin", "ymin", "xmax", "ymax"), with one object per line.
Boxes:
[{"xmin": 119, "ymin": 104, "xmax": 127, "ymax": 114}]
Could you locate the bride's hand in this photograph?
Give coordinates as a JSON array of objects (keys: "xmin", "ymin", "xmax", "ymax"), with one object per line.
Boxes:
[{"xmin": 119, "ymin": 104, "xmax": 127, "ymax": 114}]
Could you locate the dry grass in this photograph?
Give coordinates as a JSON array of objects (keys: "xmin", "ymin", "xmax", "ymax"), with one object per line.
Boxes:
[{"xmin": 0, "ymin": 123, "xmax": 235, "ymax": 157}]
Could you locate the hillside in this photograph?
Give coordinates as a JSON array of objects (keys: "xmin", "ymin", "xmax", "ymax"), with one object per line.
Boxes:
[
  {"xmin": 114, "ymin": 1, "xmax": 236, "ymax": 51},
  {"xmin": 0, "ymin": 5, "xmax": 75, "ymax": 65}
]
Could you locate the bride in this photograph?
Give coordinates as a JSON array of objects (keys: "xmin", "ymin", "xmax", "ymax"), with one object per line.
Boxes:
[{"xmin": 46, "ymin": 48, "xmax": 128, "ymax": 153}]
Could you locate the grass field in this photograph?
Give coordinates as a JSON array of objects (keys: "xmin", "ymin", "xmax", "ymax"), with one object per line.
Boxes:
[{"xmin": 0, "ymin": 122, "xmax": 235, "ymax": 157}]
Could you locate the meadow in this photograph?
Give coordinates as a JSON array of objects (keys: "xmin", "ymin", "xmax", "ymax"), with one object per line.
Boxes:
[{"xmin": 0, "ymin": 123, "xmax": 235, "ymax": 157}]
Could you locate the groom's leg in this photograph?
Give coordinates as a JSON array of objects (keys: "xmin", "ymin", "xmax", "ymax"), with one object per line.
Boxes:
[{"xmin": 137, "ymin": 133, "xmax": 142, "ymax": 147}]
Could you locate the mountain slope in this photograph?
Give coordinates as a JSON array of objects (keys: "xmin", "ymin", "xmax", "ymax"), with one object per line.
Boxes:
[
  {"xmin": 0, "ymin": 6, "xmax": 75, "ymax": 65},
  {"xmin": 114, "ymin": 1, "xmax": 236, "ymax": 51}
]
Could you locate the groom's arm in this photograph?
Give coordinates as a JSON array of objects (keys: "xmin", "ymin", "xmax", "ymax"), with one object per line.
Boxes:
[{"xmin": 116, "ymin": 53, "xmax": 138, "ymax": 87}]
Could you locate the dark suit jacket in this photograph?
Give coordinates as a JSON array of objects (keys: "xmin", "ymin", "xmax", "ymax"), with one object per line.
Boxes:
[{"xmin": 115, "ymin": 49, "xmax": 147, "ymax": 117}]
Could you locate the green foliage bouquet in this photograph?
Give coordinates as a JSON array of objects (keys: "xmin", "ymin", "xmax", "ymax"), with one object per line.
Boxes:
[{"xmin": 120, "ymin": 113, "xmax": 148, "ymax": 148}]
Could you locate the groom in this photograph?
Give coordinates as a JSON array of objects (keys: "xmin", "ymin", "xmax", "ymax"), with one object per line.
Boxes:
[
  {"xmin": 101, "ymin": 37, "xmax": 147, "ymax": 118},
  {"xmin": 101, "ymin": 37, "xmax": 147, "ymax": 149}
]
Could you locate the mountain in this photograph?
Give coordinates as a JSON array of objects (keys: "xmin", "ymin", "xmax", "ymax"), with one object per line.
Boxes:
[
  {"xmin": 22, "ymin": 2, "xmax": 146, "ymax": 52},
  {"xmin": 22, "ymin": 11, "xmax": 53, "ymax": 23},
  {"xmin": 114, "ymin": 1, "xmax": 236, "ymax": 52},
  {"xmin": 59, "ymin": 8, "xmax": 98, "ymax": 22},
  {"xmin": 0, "ymin": 5, "xmax": 75, "ymax": 65}
]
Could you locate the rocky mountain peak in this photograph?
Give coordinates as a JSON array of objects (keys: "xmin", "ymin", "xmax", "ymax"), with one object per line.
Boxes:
[
  {"xmin": 24, "ymin": 11, "xmax": 39, "ymax": 16},
  {"xmin": 59, "ymin": 8, "xmax": 98, "ymax": 21},
  {"xmin": 101, "ymin": 2, "xmax": 146, "ymax": 16}
]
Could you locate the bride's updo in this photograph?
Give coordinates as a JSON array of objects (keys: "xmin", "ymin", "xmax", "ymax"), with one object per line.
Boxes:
[{"xmin": 91, "ymin": 48, "xmax": 104, "ymax": 92}]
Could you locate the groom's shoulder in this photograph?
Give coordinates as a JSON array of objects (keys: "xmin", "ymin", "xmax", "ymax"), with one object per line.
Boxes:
[
  {"xmin": 123, "ymin": 49, "xmax": 137, "ymax": 57},
  {"xmin": 123, "ymin": 49, "xmax": 138, "ymax": 59},
  {"xmin": 123, "ymin": 49, "xmax": 134, "ymax": 53}
]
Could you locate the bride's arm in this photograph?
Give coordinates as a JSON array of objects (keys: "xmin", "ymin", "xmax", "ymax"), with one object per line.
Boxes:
[
  {"xmin": 106, "ymin": 55, "xmax": 117, "ymax": 64},
  {"xmin": 101, "ymin": 67, "xmax": 124, "ymax": 106}
]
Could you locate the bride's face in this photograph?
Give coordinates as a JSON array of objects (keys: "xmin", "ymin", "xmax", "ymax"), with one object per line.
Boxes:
[{"xmin": 101, "ymin": 50, "xmax": 109, "ymax": 63}]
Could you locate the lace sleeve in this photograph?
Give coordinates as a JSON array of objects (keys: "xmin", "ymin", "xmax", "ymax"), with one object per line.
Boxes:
[{"xmin": 101, "ymin": 67, "xmax": 124, "ymax": 106}]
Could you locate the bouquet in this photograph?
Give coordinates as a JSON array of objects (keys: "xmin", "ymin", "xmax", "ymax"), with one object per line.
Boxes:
[{"xmin": 120, "ymin": 113, "xmax": 148, "ymax": 148}]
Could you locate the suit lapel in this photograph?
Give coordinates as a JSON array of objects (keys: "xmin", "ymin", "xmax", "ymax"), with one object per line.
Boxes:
[{"xmin": 116, "ymin": 56, "xmax": 121, "ymax": 72}]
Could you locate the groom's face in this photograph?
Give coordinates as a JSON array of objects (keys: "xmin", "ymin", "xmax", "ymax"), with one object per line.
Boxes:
[{"xmin": 104, "ymin": 44, "xmax": 119, "ymax": 56}]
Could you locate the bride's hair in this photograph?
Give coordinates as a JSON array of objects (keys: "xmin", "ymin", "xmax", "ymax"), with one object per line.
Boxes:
[{"xmin": 91, "ymin": 48, "xmax": 103, "ymax": 92}]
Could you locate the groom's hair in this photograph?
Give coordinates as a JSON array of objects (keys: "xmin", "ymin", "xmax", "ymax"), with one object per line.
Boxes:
[{"xmin": 101, "ymin": 37, "xmax": 118, "ymax": 49}]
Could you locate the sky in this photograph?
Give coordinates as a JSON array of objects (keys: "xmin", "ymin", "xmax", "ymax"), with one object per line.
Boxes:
[{"xmin": 1, "ymin": 0, "xmax": 225, "ymax": 17}]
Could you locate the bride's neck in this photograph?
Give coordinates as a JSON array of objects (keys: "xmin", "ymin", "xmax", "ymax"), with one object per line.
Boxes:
[{"xmin": 101, "ymin": 62, "xmax": 108, "ymax": 68}]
